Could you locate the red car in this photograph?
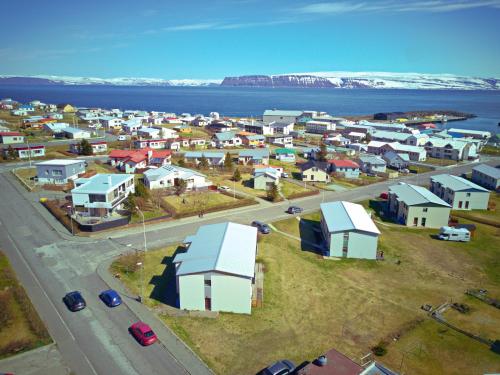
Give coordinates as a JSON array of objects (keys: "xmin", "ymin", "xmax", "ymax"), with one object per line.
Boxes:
[
  {"xmin": 379, "ymin": 192, "xmax": 388, "ymax": 200},
  {"xmin": 129, "ymin": 321, "xmax": 158, "ymax": 346}
]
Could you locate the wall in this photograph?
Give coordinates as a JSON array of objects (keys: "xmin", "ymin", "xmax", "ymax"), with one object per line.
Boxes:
[
  {"xmin": 347, "ymin": 231, "xmax": 378, "ymax": 259},
  {"xmin": 211, "ymin": 274, "xmax": 252, "ymax": 314},
  {"xmin": 406, "ymin": 205, "xmax": 451, "ymax": 228},
  {"xmin": 178, "ymin": 274, "xmax": 205, "ymax": 311},
  {"xmin": 329, "ymin": 232, "xmax": 344, "ymax": 257},
  {"xmin": 452, "ymin": 191, "xmax": 489, "ymax": 210}
]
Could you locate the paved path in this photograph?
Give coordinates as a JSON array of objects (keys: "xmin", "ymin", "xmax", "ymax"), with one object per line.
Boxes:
[{"xmin": 0, "ymin": 344, "xmax": 70, "ymax": 375}]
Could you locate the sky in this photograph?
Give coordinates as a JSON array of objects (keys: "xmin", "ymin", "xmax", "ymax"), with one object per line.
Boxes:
[{"xmin": 1, "ymin": 0, "xmax": 500, "ymax": 79}]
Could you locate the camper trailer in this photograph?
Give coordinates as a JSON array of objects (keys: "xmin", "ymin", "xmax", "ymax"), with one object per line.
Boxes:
[{"xmin": 438, "ymin": 226, "xmax": 471, "ymax": 242}]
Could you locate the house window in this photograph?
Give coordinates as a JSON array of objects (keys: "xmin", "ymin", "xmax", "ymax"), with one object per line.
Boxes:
[
  {"xmin": 421, "ymin": 217, "xmax": 426, "ymax": 227},
  {"xmin": 458, "ymin": 201, "xmax": 463, "ymax": 208},
  {"xmin": 466, "ymin": 193, "xmax": 471, "ymax": 197},
  {"xmin": 204, "ymin": 280, "xmax": 211, "ymax": 286},
  {"xmin": 465, "ymin": 201, "xmax": 469, "ymax": 209},
  {"xmin": 52, "ymin": 169, "xmax": 63, "ymax": 176},
  {"xmin": 423, "ymin": 208, "xmax": 428, "ymax": 212}
]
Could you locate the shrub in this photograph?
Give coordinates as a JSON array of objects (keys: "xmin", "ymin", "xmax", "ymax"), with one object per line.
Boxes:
[
  {"xmin": 372, "ymin": 342, "xmax": 388, "ymax": 356},
  {"xmin": 0, "ymin": 339, "xmax": 33, "ymax": 356},
  {"xmin": 12, "ymin": 285, "xmax": 50, "ymax": 340}
]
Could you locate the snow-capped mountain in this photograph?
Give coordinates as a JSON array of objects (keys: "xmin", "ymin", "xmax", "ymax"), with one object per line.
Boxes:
[
  {"xmin": 0, "ymin": 71, "xmax": 498, "ymax": 89},
  {"xmin": 0, "ymin": 75, "xmax": 221, "ymax": 87},
  {"xmin": 221, "ymin": 72, "xmax": 500, "ymax": 90}
]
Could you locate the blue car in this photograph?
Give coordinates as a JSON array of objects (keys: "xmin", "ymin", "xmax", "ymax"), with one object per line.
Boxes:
[{"xmin": 99, "ymin": 289, "xmax": 122, "ymax": 307}]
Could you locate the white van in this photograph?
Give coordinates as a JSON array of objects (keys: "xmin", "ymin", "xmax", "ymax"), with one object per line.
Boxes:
[{"xmin": 438, "ymin": 226, "xmax": 470, "ymax": 242}]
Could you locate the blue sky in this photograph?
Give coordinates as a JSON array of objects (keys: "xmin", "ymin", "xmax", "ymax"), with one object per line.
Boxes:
[{"xmin": 1, "ymin": 0, "xmax": 499, "ymax": 79}]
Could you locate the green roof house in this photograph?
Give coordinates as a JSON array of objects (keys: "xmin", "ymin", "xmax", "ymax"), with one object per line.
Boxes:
[
  {"xmin": 430, "ymin": 174, "xmax": 490, "ymax": 210},
  {"xmin": 274, "ymin": 147, "xmax": 296, "ymax": 162}
]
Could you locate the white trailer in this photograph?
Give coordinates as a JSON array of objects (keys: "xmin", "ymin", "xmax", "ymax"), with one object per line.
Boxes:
[{"xmin": 438, "ymin": 226, "xmax": 470, "ymax": 242}]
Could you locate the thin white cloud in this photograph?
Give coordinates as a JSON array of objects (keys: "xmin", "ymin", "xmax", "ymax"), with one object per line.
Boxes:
[
  {"xmin": 296, "ymin": 0, "xmax": 500, "ymax": 14},
  {"xmin": 162, "ymin": 23, "xmax": 220, "ymax": 32}
]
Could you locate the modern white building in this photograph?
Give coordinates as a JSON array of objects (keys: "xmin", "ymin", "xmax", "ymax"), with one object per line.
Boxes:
[
  {"xmin": 305, "ymin": 120, "xmax": 335, "ymax": 134},
  {"xmin": 424, "ymin": 138, "xmax": 476, "ymax": 161},
  {"xmin": 263, "ymin": 109, "xmax": 303, "ymax": 124},
  {"xmin": 63, "ymin": 127, "xmax": 91, "ymax": 139},
  {"xmin": 430, "ymin": 174, "xmax": 490, "ymax": 210},
  {"xmin": 143, "ymin": 165, "xmax": 211, "ymax": 190},
  {"xmin": 71, "ymin": 174, "xmax": 135, "ymax": 217},
  {"xmin": 320, "ymin": 201, "xmax": 380, "ymax": 259},
  {"xmin": 173, "ymin": 222, "xmax": 258, "ymax": 314}
]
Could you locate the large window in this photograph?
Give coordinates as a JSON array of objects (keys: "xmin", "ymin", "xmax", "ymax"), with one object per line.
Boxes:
[
  {"xmin": 52, "ymin": 169, "xmax": 63, "ymax": 176},
  {"xmin": 89, "ymin": 194, "xmax": 106, "ymax": 203}
]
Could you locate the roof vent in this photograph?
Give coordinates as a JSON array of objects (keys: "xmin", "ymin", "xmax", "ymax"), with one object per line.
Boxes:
[{"xmin": 317, "ymin": 355, "xmax": 327, "ymax": 366}]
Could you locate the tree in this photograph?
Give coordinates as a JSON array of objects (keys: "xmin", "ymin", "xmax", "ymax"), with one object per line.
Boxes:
[
  {"xmin": 267, "ymin": 183, "xmax": 279, "ymax": 202},
  {"xmin": 7, "ymin": 145, "xmax": 17, "ymax": 160},
  {"xmin": 365, "ymin": 133, "xmax": 372, "ymax": 143},
  {"xmin": 79, "ymin": 139, "xmax": 93, "ymax": 155},
  {"xmin": 198, "ymin": 155, "xmax": 209, "ymax": 170},
  {"xmin": 317, "ymin": 142, "xmax": 327, "ymax": 162},
  {"xmin": 150, "ymin": 188, "xmax": 165, "ymax": 210},
  {"xmin": 174, "ymin": 178, "xmax": 187, "ymax": 196},
  {"xmin": 123, "ymin": 195, "xmax": 137, "ymax": 215},
  {"xmin": 224, "ymin": 152, "xmax": 233, "ymax": 170},
  {"xmin": 232, "ymin": 168, "xmax": 241, "ymax": 182},
  {"xmin": 177, "ymin": 158, "xmax": 186, "ymax": 167},
  {"xmin": 134, "ymin": 182, "xmax": 150, "ymax": 200}
]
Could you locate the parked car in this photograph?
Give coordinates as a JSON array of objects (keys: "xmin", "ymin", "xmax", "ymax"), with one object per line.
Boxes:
[
  {"xmin": 218, "ymin": 186, "xmax": 231, "ymax": 192},
  {"xmin": 262, "ymin": 360, "xmax": 296, "ymax": 375},
  {"xmin": 129, "ymin": 321, "xmax": 158, "ymax": 346},
  {"xmin": 251, "ymin": 220, "xmax": 271, "ymax": 234},
  {"xmin": 287, "ymin": 206, "xmax": 303, "ymax": 214},
  {"xmin": 379, "ymin": 192, "xmax": 388, "ymax": 200},
  {"xmin": 99, "ymin": 289, "xmax": 122, "ymax": 307},
  {"xmin": 118, "ymin": 135, "xmax": 128, "ymax": 141},
  {"xmin": 63, "ymin": 291, "xmax": 86, "ymax": 312},
  {"xmin": 281, "ymin": 172, "xmax": 289, "ymax": 178}
]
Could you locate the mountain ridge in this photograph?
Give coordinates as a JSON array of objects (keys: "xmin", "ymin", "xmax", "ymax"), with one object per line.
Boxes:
[{"xmin": 0, "ymin": 72, "xmax": 499, "ymax": 90}]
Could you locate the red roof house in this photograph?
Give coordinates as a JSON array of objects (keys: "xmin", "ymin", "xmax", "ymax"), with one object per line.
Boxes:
[{"xmin": 108, "ymin": 148, "xmax": 171, "ymax": 173}]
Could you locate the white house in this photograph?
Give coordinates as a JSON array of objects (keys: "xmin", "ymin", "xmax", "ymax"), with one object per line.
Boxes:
[
  {"xmin": 263, "ymin": 109, "xmax": 303, "ymax": 124},
  {"xmin": 69, "ymin": 141, "xmax": 108, "ymax": 154},
  {"xmin": 212, "ymin": 132, "xmax": 242, "ymax": 148},
  {"xmin": 320, "ymin": 201, "xmax": 380, "ymax": 259},
  {"xmin": 173, "ymin": 222, "xmax": 258, "ymax": 314},
  {"xmin": 430, "ymin": 174, "xmax": 490, "ymax": 210},
  {"xmin": 100, "ymin": 116, "xmax": 123, "ymax": 129},
  {"xmin": 71, "ymin": 174, "xmax": 135, "ymax": 217},
  {"xmin": 138, "ymin": 127, "xmax": 161, "ymax": 139},
  {"xmin": 424, "ymin": 138, "xmax": 476, "ymax": 161},
  {"xmin": 184, "ymin": 151, "xmax": 225, "ymax": 166},
  {"xmin": 63, "ymin": 127, "xmax": 91, "ymax": 139},
  {"xmin": 122, "ymin": 120, "xmax": 143, "ymax": 134},
  {"xmin": 306, "ymin": 120, "xmax": 336, "ymax": 134},
  {"xmin": 2, "ymin": 145, "xmax": 45, "ymax": 159},
  {"xmin": 143, "ymin": 165, "xmax": 211, "ymax": 190},
  {"xmin": 160, "ymin": 128, "xmax": 179, "ymax": 139}
]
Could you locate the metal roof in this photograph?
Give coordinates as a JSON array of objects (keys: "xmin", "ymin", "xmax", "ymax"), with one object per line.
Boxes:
[
  {"xmin": 431, "ymin": 174, "xmax": 489, "ymax": 192},
  {"xmin": 64, "ymin": 127, "xmax": 90, "ymax": 134},
  {"xmin": 144, "ymin": 165, "xmax": 206, "ymax": 182},
  {"xmin": 72, "ymin": 173, "xmax": 133, "ymax": 194},
  {"xmin": 238, "ymin": 148, "xmax": 269, "ymax": 158},
  {"xmin": 253, "ymin": 167, "xmax": 280, "ymax": 179},
  {"xmin": 35, "ymin": 159, "xmax": 83, "ymax": 166},
  {"xmin": 174, "ymin": 222, "xmax": 257, "ymax": 278},
  {"xmin": 472, "ymin": 164, "xmax": 500, "ymax": 179},
  {"xmin": 389, "ymin": 183, "xmax": 450, "ymax": 207},
  {"xmin": 358, "ymin": 155, "xmax": 386, "ymax": 165},
  {"xmin": 372, "ymin": 130, "xmax": 411, "ymax": 142},
  {"xmin": 215, "ymin": 131, "xmax": 238, "ymax": 141},
  {"xmin": 184, "ymin": 151, "xmax": 225, "ymax": 158},
  {"xmin": 447, "ymin": 128, "xmax": 491, "ymax": 137},
  {"xmin": 263, "ymin": 109, "xmax": 303, "ymax": 117},
  {"xmin": 320, "ymin": 201, "xmax": 380, "ymax": 235}
]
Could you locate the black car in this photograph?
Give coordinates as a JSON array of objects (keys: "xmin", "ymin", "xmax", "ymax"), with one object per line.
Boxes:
[
  {"xmin": 262, "ymin": 360, "xmax": 296, "ymax": 375},
  {"xmin": 287, "ymin": 206, "xmax": 303, "ymax": 214},
  {"xmin": 63, "ymin": 291, "xmax": 87, "ymax": 312},
  {"xmin": 251, "ymin": 220, "xmax": 271, "ymax": 234}
]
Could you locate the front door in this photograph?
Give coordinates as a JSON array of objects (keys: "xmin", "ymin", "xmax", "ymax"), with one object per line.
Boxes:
[{"xmin": 205, "ymin": 298, "xmax": 211, "ymax": 311}]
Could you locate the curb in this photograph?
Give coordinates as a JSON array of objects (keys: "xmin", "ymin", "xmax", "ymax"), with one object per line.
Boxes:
[{"xmin": 96, "ymin": 256, "xmax": 214, "ymax": 375}]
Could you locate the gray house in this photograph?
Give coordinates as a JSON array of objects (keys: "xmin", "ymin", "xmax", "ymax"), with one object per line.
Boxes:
[
  {"xmin": 36, "ymin": 159, "xmax": 86, "ymax": 184},
  {"xmin": 383, "ymin": 151, "xmax": 409, "ymax": 170},
  {"xmin": 471, "ymin": 164, "xmax": 500, "ymax": 191},
  {"xmin": 430, "ymin": 174, "xmax": 490, "ymax": 210},
  {"xmin": 388, "ymin": 183, "xmax": 451, "ymax": 228},
  {"xmin": 320, "ymin": 201, "xmax": 380, "ymax": 259},
  {"xmin": 358, "ymin": 155, "xmax": 387, "ymax": 174}
]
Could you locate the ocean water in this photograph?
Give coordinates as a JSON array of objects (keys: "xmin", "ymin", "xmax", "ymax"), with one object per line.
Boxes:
[{"xmin": 0, "ymin": 85, "xmax": 499, "ymax": 133}]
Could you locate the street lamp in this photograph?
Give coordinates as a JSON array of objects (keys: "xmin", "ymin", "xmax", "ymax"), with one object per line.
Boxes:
[
  {"xmin": 135, "ymin": 206, "xmax": 148, "ymax": 303},
  {"xmin": 136, "ymin": 261, "xmax": 143, "ymax": 303},
  {"xmin": 66, "ymin": 205, "xmax": 74, "ymax": 236}
]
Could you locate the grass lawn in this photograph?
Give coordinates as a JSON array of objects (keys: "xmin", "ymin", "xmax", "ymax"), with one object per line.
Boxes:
[
  {"xmin": 130, "ymin": 208, "xmax": 166, "ymax": 224},
  {"xmin": 409, "ymin": 165, "xmax": 434, "ymax": 174},
  {"xmin": 280, "ymin": 180, "xmax": 316, "ymax": 199},
  {"xmin": 424, "ymin": 157, "xmax": 458, "ymax": 166},
  {"xmin": 13, "ymin": 167, "xmax": 37, "ymax": 189},
  {"xmin": 451, "ymin": 193, "xmax": 499, "ymax": 222},
  {"xmin": 480, "ymin": 145, "xmax": 500, "ymax": 156},
  {"xmin": 86, "ymin": 161, "xmax": 115, "ymax": 174},
  {"xmin": 163, "ymin": 191, "xmax": 240, "ymax": 214},
  {"xmin": 0, "ymin": 251, "xmax": 52, "ymax": 358},
  {"xmin": 208, "ymin": 172, "xmax": 268, "ymax": 199}
]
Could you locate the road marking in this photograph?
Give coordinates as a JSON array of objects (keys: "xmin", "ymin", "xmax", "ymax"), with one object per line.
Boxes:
[{"xmin": 4, "ymin": 231, "xmax": 99, "ymax": 375}]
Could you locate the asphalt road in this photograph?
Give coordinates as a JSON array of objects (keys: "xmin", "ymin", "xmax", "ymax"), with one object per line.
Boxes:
[
  {"xmin": 0, "ymin": 172, "xmax": 187, "ymax": 375},
  {"xmin": 0, "ymin": 156, "xmax": 498, "ymax": 375}
]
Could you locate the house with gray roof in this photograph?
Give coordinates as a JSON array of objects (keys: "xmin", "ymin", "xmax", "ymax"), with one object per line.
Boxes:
[
  {"xmin": 382, "ymin": 151, "xmax": 409, "ymax": 170},
  {"xmin": 388, "ymin": 183, "xmax": 451, "ymax": 228},
  {"xmin": 63, "ymin": 127, "xmax": 91, "ymax": 139},
  {"xmin": 424, "ymin": 137, "xmax": 476, "ymax": 161},
  {"xmin": 238, "ymin": 148, "xmax": 270, "ymax": 165},
  {"xmin": 300, "ymin": 161, "xmax": 330, "ymax": 182},
  {"xmin": 263, "ymin": 109, "xmax": 303, "ymax": 124},
  {"xmin": 173, "ymin": 222, "xmax": 258, "ymax": 314},
  {"xmin": 36, "ymin": 159, "xmax": 86, "ymax": 184},
  {"xmin": 430, "ymin": 174, "xmax": 490, "ymax": 210},
  {"xmin": 184, "ymin": 151, "xmax": 225, "ymax": 166},
  {"xmin": 471, "ymin": 164, "xmax": 500, "ymax": 191},
  {"xmin": 253, "ymin": 167, "xmax": 280, "ymax": 190},
  {"xmin": 144, "ymin": 165, "xmax": 211, "ymax": 190},
  {"xmin": 372, "ymin": 130, "xmax": 412, "ymax": 144},
  {"xmin": 212, "ymin": 131, "xmax": 242, "ymax": 148},
  {"xmin": 358, "ymin": 155, "xmax": 386, "ymax": 174},
  {"xmin": 320, "ymin": 201, "xmax": 380, "ymax": 259}
]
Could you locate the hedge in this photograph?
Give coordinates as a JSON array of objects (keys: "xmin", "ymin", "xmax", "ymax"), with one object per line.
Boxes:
[
  {"xmin": 42, "ymin": 199, "xmax": 80, "ymax": 234},
  {"xmin": 287, "ymin": 189, "xmax": 320, "ymax": 200}
]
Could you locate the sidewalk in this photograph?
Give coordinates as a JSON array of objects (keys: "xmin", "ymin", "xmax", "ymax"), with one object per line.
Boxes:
[
  {"xmin": 96, "ymin": 257, "xmax": 214, "ymax": 375},
  {"xmin": 0, "ymin": 343, "xmax": 70, "ymax": 375}
]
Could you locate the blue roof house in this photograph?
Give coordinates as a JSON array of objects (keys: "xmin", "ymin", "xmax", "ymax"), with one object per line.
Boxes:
[
  {"xmin": 173, "ymin": 222, "xmax": 258, "ymax": 314},
  {"xmin": 320, "ymin": 201, "xmax": 380, "ymax": 259},
  {"xmin": 238, "ymin": 148, "xmax": 270, "ymax": 165}
]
